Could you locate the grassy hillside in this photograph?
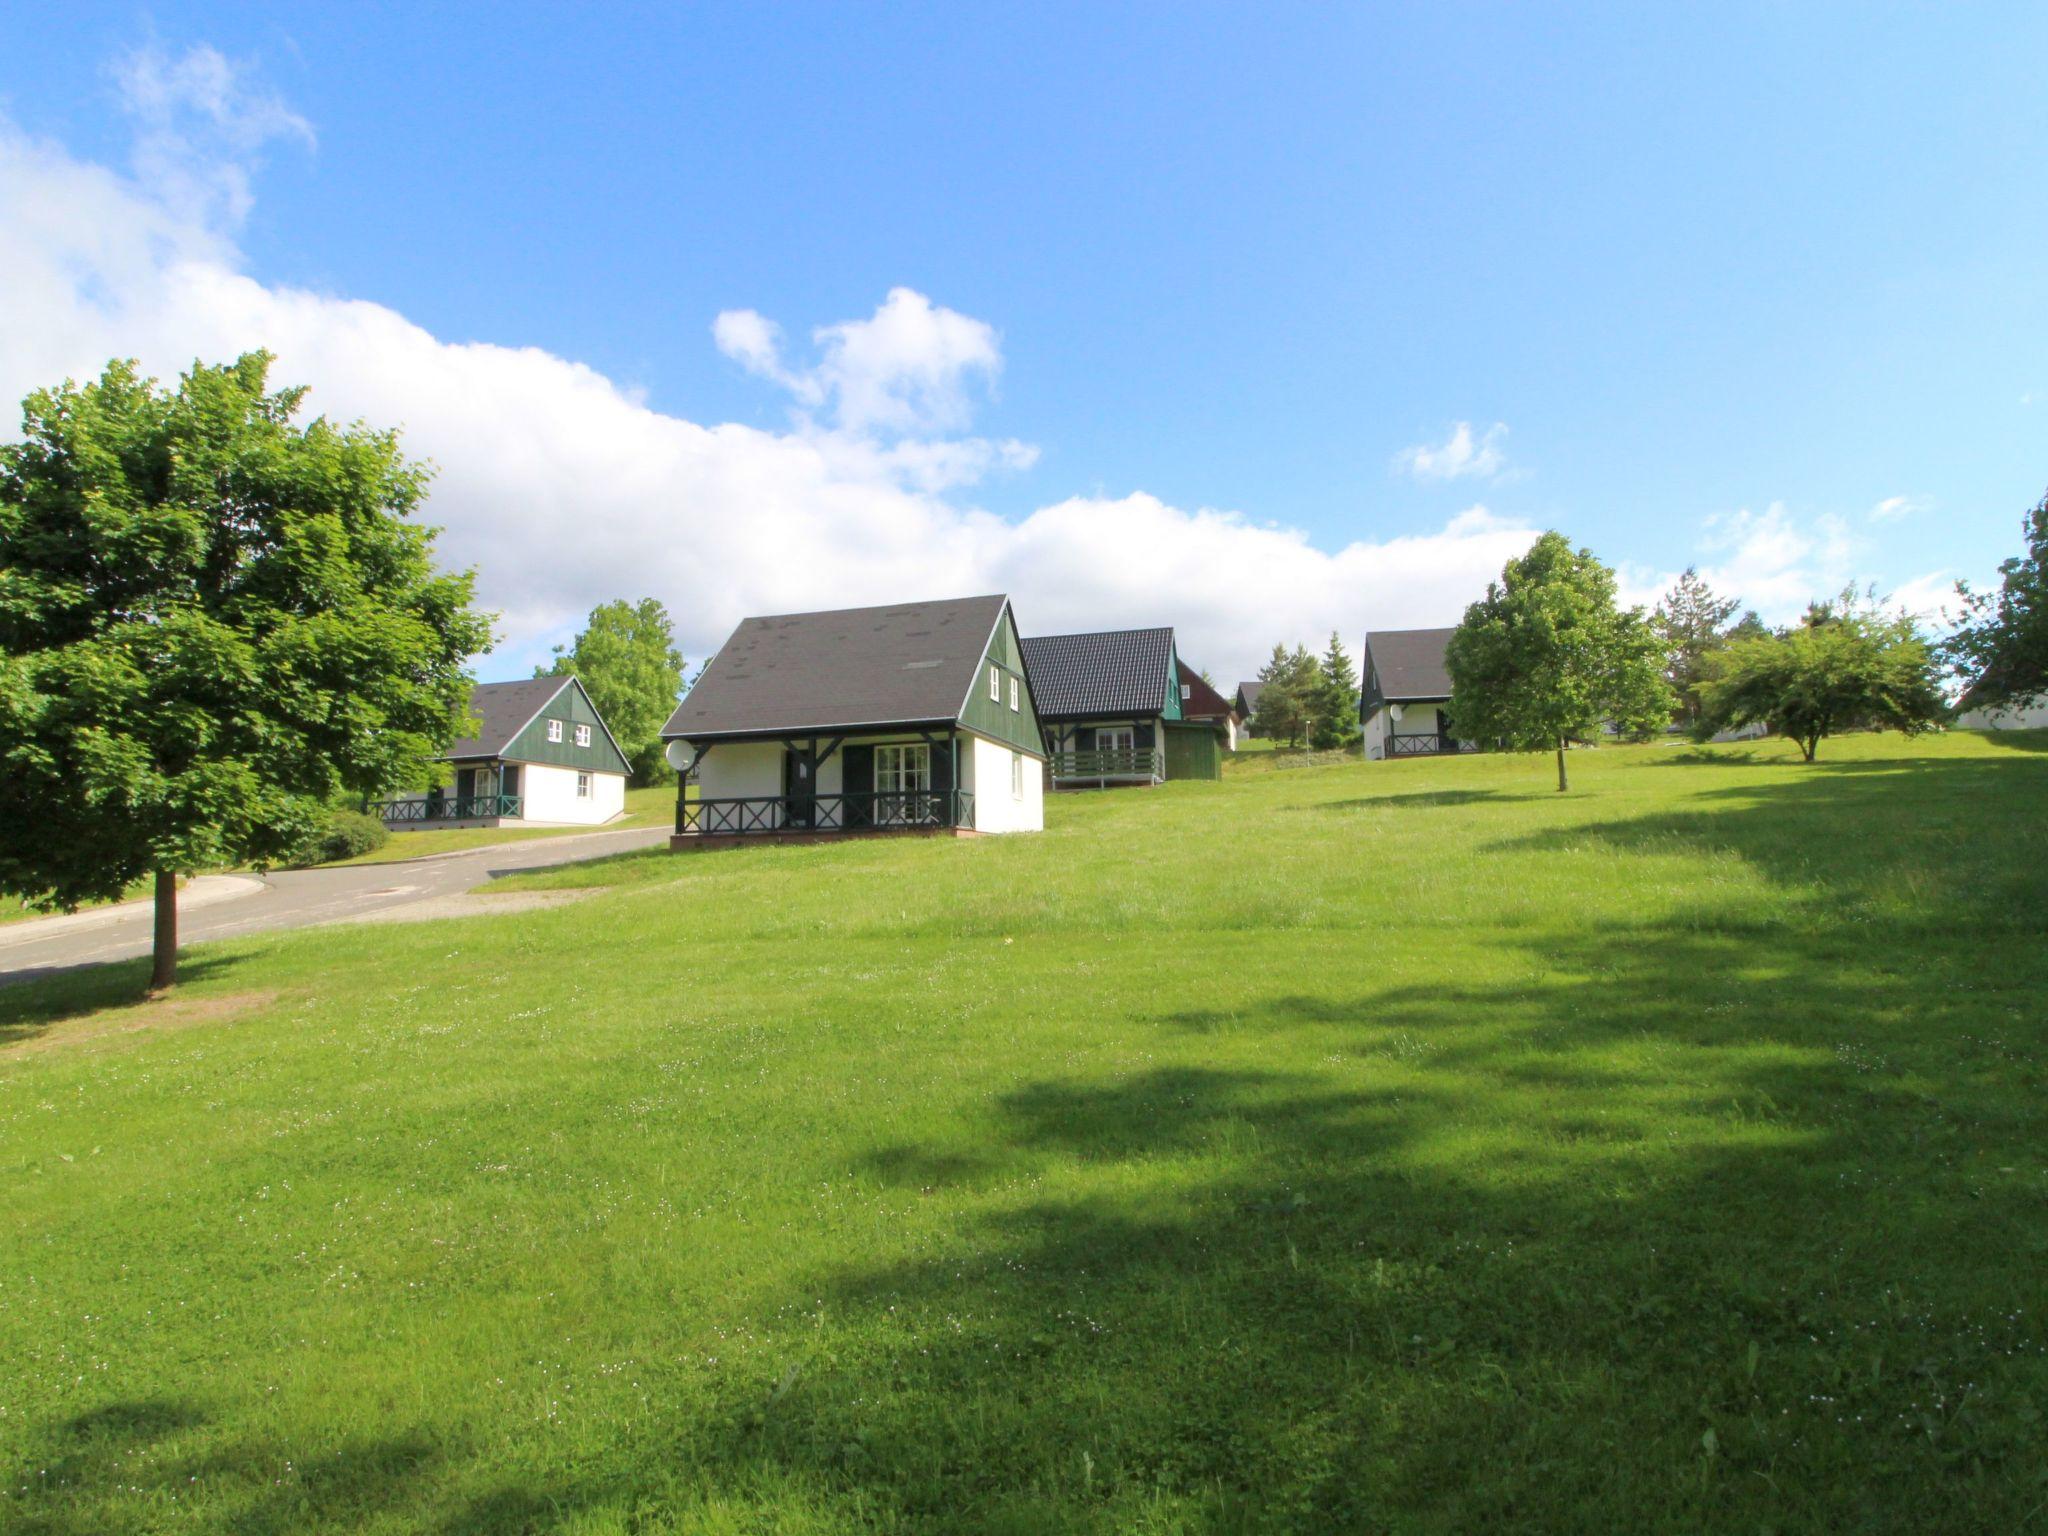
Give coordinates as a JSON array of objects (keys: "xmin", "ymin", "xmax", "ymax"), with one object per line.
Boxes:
[{"xmin": 3, "ymin": 732, "xmax": 2045, "ymax": 1533}]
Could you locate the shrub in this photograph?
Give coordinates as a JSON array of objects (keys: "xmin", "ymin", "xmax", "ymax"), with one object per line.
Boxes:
[{"xmin": 288, "ymin": 809, "xmax": 390, "ymax": 867}]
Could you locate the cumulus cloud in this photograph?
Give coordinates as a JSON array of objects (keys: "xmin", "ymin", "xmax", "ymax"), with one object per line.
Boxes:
[
  {"xmin": 1393, "ymin": 421, "xmax": 1509, "ymax": 482},
  {"xmin": 1, "ymin": 45, "xmax": 1538, "ymax": 683}
]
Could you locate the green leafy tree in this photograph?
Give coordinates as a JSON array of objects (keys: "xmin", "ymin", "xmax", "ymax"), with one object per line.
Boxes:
[
  {"xmin": 0, "ymin": 355, "xmax": 492, "ymax": 987},
  {"xmin": 1945, "ymin": 488, "xmax": 2048, "ymax": 707},
  {"xmin": 1309, "ymin": 631, "xmax": 1361, "ymax": 750},
  {"xmin": 1445, "ymin": 531, "xmax": 1673, "ymax": 791},
  {"xmin": 1651, "ymin": 566, "xmax": 1741, "ymax": 727},
  {"xmin": 1696, "ymin": 589, "xmax": 1947, "ymax": 761},
  {"xmin": 538, "ymin": 597, "xmax": 685, "ymax": 781}
]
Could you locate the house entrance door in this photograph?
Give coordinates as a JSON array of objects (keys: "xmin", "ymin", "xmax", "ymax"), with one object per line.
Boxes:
[{"xmin": 782, "ymin": 746, "xmax": 816, "ymax": 829}]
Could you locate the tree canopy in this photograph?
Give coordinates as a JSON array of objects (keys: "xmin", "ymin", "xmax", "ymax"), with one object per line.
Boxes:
[
  {"xmin": 1696, "ymin": 590, "xmax": 1946, "ymax": 761},
  {"xmin": 538, "ymin": 597, "xmax": 685, "ymax": 781},
  {"xmin": 1445, "ymin": 531, "xmax": 1672, "ymax": 790},
  {"xmin": 0, "ymin": 354, "xmax": 491, "ymax": 985},
  {"xmin": 1250, "ymin": 643, "xmax": 1320, "ymax": 748},
  {"xmin": 1651, "ymin": 566, "xmax": 1742, "ymax": 728},
  {"xmin": 1945, "ymin": 488, "xmax": 2048, "ymax": 709}
]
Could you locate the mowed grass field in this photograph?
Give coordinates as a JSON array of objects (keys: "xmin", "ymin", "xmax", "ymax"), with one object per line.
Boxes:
[{"xmin": 2, "ymin": 732, "xmax": 2045, "ymax": 1533}]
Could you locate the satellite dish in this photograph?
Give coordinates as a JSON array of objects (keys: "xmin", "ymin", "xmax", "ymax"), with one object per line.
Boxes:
[
  {"xmin": 664, "ymin": 739, "xmax": 696, "ymax": 772},
  {"xmin": 1388, "ymin": 703, "xmax": 1404, "ymax": 722}
]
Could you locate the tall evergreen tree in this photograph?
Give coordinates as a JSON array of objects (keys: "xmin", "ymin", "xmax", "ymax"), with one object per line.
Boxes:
[
  {"xmin": 1651, "ymin": 567, "xmax": 1740, "ymax": 728},
  {"xmin": 0, "ymin": 355, "xmax": 493, "ymax": 987},
  {"xmin": 1309, "ymin": 631, "xmax": 1361, "ymax": 749},
  {"xmin": 1251, "ymin": 643, "xmax": 1313, "ymax": 748},
  {"xmin": 538, "ymin": 597, "xmax": 686, "ymax": 782},
  {"xmin": 1446, "ymin": 532, "xmax": 1672, "ymax": 791}
]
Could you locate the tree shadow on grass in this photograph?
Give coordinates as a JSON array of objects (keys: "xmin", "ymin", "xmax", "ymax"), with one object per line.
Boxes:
[
  {"xmin": 674, "ymin": 753, "xmax": 2048, "ymax": 1532},
  {"xmin": 0, "ymin": 953, "xmax": 241, "ymax": 1047},
  {"xmin": 1306, "ymin": 788, "xmax": 1537, "ymax": 812},
  {"xmin": 1967, "ymin": 726, "xmax": 2048, "ymax": 754},
  {"xmin": 7, "ymin": 1396, "xmax": 445, "ymax": 1536}
]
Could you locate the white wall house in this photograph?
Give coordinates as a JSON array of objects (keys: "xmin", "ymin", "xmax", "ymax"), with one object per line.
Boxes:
[
  {"xmin": 376, "ymin": 675, "xmax": 633, "ymax": 829},
  {"xmin": 1358, "ymin": 628, "xmax": 1479, "ymax": 761},
  {"xmin": 1954, "ymin": 691, "xmax": 2048, "ymax": 730},
  {"xmin": 665, "ymin": 594, "xmax": 1047, "ymax": 843}
]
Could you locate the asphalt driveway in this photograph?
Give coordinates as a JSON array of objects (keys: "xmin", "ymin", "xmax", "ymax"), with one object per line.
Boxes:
[{"xmin": 0, "ymin": 825, "xmax": 671, "ymax": 985}]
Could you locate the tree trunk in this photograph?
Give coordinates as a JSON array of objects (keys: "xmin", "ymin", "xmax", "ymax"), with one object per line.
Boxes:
[
  {"xmin": 1555, "ymin": 737, "xmax": 1569, "ymax": 793},
  {"xmin": 150, "ymin": 869, "xmax": 178, "ymax": 991},
  {"xmin": 1802, "ymin": 734, "xmax": 1819, "ymax": 762}
]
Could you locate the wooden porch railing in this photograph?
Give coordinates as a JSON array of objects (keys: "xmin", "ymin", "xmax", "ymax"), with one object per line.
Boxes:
[
  {"xmin": 1385, "ymin": 733, "xmax": 1476, "ymax": 758},
  {"xmin": 1047, "ymin": 748, "xmax": 1161, "ymax": 782},
  {"xmin": 675, "ymin": 789, "xmax": 974, "ymax": 836},
  {"xmin": 373, "ymin": 794, "xmax": 524, "ymax": 823}
]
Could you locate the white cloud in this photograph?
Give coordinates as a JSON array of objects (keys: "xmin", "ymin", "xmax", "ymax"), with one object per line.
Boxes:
[
  {"xmin": 1868, "ymin": 494, "xmax": 1926, "ymax": 523},
  {"xmin": 112, "ymin": 43, "xmax": 313, "ymax": 230},
  {"xmin": 1393, "ymin": 421, "xmax": 1509, "ymax": 482},
  {"xmin": 0, "ymin": 47, "xmax": 1534, "ymax": 685},
  {"xmin": 715, "ymin": 286, "xmax": 1003, "ymax": 436}
]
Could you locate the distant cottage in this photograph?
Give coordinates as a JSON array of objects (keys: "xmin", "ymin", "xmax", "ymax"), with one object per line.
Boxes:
[
  {"xmin": 662, "ymin": 595, "xmax": 1046, "ymax": 845},
  {"xmin": 1358, "ymin": 628, "xmax": 1477, "ymax": 760},
  {"xmin": 376, "ymin": 675, "xmax": 632, "ymax": 827},
  {"xmin": 1019, "ymin": 627, "xmax": 1227, "ymax": 788}
]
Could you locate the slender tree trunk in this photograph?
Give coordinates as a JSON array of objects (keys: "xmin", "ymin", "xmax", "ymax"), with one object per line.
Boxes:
[
  {"xmin": 1555, "ymin": 737, "xmax": 1569, "ymax": 792},
  {"xmin": 150, "ymin": 869, "xmax": 177, "ymax": 991}
]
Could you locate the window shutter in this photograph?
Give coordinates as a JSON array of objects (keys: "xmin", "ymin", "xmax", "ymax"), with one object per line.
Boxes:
[
  {"xmin": 929, "ymin": 741, "xmax": 954, "ymax": 794},
  {"xmin": 1134, "ymin": 720, "xmax": 1156, "ymax": 749}
]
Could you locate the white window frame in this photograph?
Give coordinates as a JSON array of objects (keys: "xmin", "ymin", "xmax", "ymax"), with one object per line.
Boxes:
[
  {"xmin": 576, "ymin": 771, "xmax": 592, "ymax": 798},
  {"xmin": 1009, "ymin": 676, "xmax": 1019, "ymax": 711},
  {"xmin": 1010, "ymin": 751, "xmax": 1025, "ymax": 799},
  {"xmin": 1180, "ymin": 684, "xmax": 1192, "ymax": 701},
  {"xmin": 1097, "ymin": 725, "xmax": 1137, "ymax": 753},
  {"xmin": 874, "ymin": 743, "xmax": 931, "ymax": 824},
  {"xmin": 575, "ymin": 723, "xmax": 591, "ymax": 747},
  {"xmin": 546, "ymin": 718, "xmax": 563, "ymax": 743},
  {"xmin": 989, "ymin": 665, "xmax": 1001, "ymax": 702}
]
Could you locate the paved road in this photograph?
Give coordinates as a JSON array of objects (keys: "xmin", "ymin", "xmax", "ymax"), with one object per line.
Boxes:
[{"xmin": 0, "ymin": 825, "xmax": 671, "ymax": 985}]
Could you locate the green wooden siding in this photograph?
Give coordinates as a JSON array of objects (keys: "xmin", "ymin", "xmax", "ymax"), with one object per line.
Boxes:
[
  {"xmin": 502, "ymin": 677, "xmax": 633, "ymax": 775},
  {"xmin": 1163, "ymin": 721, "xmax": 1222, "ymax": 780},
  {"xmin": 1161, "ymin": 639, "xmax": 1184, "ymax": 721},
  {"xmin": 958, "ymin": 606, "xmax": 1047, "ymax": 757}
]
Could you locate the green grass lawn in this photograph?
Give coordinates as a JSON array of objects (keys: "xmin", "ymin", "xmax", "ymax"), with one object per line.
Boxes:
[
  {"xmin": 0, "ymin": 876, "xmax": 163, "ymax": 925},
  {"xmin": 3, "ymin": 732, "xmax": 2045, "ymax": 1532},
  {"xmin": 317, "ymin": 786, "xmax": 679, "ymax": 867}
]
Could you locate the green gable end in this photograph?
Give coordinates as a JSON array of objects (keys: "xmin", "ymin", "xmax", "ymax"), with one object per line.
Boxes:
[
  {"xmin": 957, "ymin": 604, "xmax": 1047, "ymax": 757},
  {"xmin": 500, "ymin": 677, "xmax": 633, "ymax": 776}
]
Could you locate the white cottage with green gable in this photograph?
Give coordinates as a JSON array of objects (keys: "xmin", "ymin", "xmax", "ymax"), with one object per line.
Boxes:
[
  {"xmin": 662, "ymin": 594, "xmax": 1046, "ymax": 845},
  {"xmin": 375, "ymin": 675, "xmax": 633, "ymax": 827}
]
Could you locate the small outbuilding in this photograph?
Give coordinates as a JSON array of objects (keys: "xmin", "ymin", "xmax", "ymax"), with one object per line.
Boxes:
[
  {"xmin": 375, "ymin": 675, "xmax": 632, "ymax": 827},
  {"xmin": 662, "ymin": 594, "xmax": 1046, "ymax": 845}
]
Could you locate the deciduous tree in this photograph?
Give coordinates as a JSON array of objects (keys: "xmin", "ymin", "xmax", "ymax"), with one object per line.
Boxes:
[
  {"xmin": 1445, "ymin": 532, "xmax": 1672, "ymax": 791},
  {"xmin": 538, "ymin": 598, "xmax": 685, "ymax": 781},
  {"xmin": 1696, "ymin": 589, "xmax": 1946, "ymax": 761},
  {"xmin": 1945, "ymin": 488, "xmax": 2048, "ymax": 707},
  {"xmin": 0, "ymin": 355, "xmax": 491, "ymax": 987}
]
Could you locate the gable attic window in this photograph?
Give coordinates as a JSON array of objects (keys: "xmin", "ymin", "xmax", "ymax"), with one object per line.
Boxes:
[
  {"xmin": 575, "ymin": 723, "xmax": 591, "ymax": 747},
  {"xmin": 547, "ymin": 719, "xmax": 563, "ymax": 742},
  {"xmin": 989, "ymin": 665, "xmax": 1000, "ymax": 702},
  {"xmin": 1009, "ymin": 677, "xmax": 1019, "ymax": 711},
  {"xmin": 1181, "ymin": 684, "xmax": 1192, "ymax": 700}
]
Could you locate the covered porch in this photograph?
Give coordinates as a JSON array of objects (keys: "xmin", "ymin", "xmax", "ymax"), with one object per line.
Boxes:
[
  {"xmin": 671, "ymin": 730, "xmax": 983, "ymax": 846},
  {"xmin": 372, "ymin": 761, "xmax": 526, "ymax": 825}
]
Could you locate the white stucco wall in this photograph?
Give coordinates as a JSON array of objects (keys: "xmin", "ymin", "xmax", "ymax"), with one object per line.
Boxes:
[
  {"xmin": 519, "ymin": 761, "xmax": 624, "ymax": 824},
  {"xmin": 963, "ymin": 732, "xmax": 1044, "ymax": 833},
  {"xmin": 1956, "ymin": 693, "xmax": 2048, "ymax": 730}
]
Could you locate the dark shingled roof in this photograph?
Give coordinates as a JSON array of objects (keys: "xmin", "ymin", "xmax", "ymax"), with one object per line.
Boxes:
[
  {"xmin": 1364, "ymin": 627, "xmax": 1457, "ymax": 702},
  {"xmin": 1234, "ymin": 680, "xmax": 1263, "ymax": 715},
  {"xmin": 445, "ymin": 677, "xmax": 575, "ymax": 759},
  {"xmin": 1019, "ymin": 628, "xmax": 1174, "ymax": 720},
  {"xmin": 664, "ymin": 594, "xmax": 1010, "ymax": 739}
]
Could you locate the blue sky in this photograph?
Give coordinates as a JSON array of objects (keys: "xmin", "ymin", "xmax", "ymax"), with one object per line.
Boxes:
[{"xmin": 3, "ymin": 4, "xmax": 2044, "ymax": 680}]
